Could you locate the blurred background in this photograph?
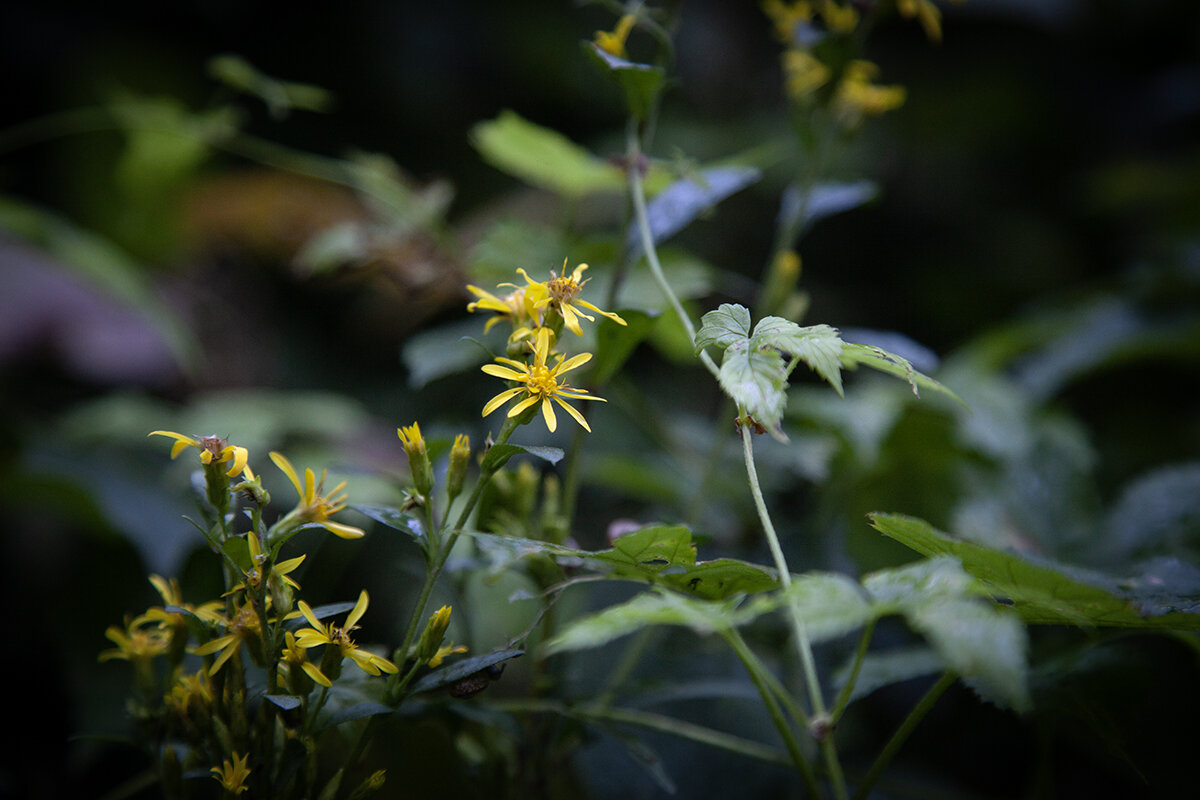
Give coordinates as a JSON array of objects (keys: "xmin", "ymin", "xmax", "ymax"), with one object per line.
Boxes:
[{"xmin": 2, "ymin": 1, "xmax": 1199, "ymax": 798}]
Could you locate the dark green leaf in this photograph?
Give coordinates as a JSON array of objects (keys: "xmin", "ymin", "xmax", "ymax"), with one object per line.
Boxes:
[
  {"xmin": 351, "ymin": 504, "xmax": 425, "ymax": 543},
  {"xmin": 326, "ymin": 702, "xmax": 393, "ymax": 727},
  {"xmin": 480, "ymin": 442, "xmax": 565, "ymax": 472},
  {"xmin": 779, "ymin": 180, "xmax": 878, "ymax": 232},
  {"xmin": 412, "ymin": 649, "xmax": 524, "ymax": 693}
]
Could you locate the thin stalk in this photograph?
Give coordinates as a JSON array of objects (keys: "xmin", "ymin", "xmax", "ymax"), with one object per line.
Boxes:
[
  {"xmin": 831, "ymin": 619, "xmax": 876, "ymax": 723},
  {"xmin": 851, "ymin": 671, "xmax": 956, "ymax": 800},
  {"xmin": 741, "ymin": 424, "xmax": 849, "ymax": 800},
  {"xmin": 724, "ymin": 629, "xmax": 822, "ymax": 799}
]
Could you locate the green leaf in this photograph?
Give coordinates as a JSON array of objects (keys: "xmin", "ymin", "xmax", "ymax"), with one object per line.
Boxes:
[
  {"xmin": 583, "ymin": 43, "xmax": 666, "ymax": 122},
  {"xmin": 836, "ymin": 646, "xmax": 944, "ymax": 704},
  {"xmin": 480, "ymin": 442, "xmax": 565, "ymax": 473},
  {"xmin": 350, "ymin": 504, "xmax": 425, "ymax": 544},
  {"xmin": 745, "ymin": 572, "xmax": 875, "ymax": 643},
  {"xmin": 401, "ymin": 318, "xmax": 489, "ymax": 388},
  {"xmin": 326, "ymin": 702, "xmax": 393, "ymax": 727},
  {"xmin": 412, "ymin": 649, "xmax": 524, "ymax": 693},
  {"xmin": 718, "ymin": 342, "xmax": 788, "ymax": 431},
  {"xmin": 207, "ymin": 54, "xmax": 333, "ymax": 118},
  {"xmin": 842, "ymin": 343, "xmax": 963, "ymax": 405},
  {"xmin": 545, "ymin": 589, "xmax": 745, "ymax": 654},
  {"xmin": 470, "ymin": 110, "xmax": 624, "ymax": 198},
  {"xmin": 695, "ymin": 303, "xmax": 751, "ymax": 353},
  {"xmin": 869, "ymin": 513, "xmax": 1200, "ymax": 630},
  {"xmin": 589, "ymin": 309, "xmax": 656, "ymax": 386},
  {"xmin": 754, "ymin": 319, "xmax": 845, "ymax": 397}
]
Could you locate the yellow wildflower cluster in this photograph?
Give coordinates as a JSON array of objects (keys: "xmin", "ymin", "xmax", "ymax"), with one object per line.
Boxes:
[
  {"xmin": 468, "ymin": 259, "xmax": 625, "ymax": 433},
  {"xmin": 764, "ymin": 0, "xmax": 959, "ymax": 126}
]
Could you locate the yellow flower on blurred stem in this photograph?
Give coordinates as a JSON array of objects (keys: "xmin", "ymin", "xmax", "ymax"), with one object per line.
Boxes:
[
  {"xmin": 832, "ymin": 60, "xmax": 906, "ymax": 126},
  {"xmin": 818, "ymin": 0, "xmax": 858, "ymax": 33},
  {"xmin": 225, "ymin": 533, "xmax": 305, "ymax": 596},
  {"xmin": 594, "ymin": 13, "xmax": 637, "ymax": 58},
  {"xmin": 211, "ymin": 751, "xmax": 251, "ymax": 795},
  {"xmin": 481, "ymin": 327, "xmax": 606, "ymax": 433},
  {"xmin": 142, "ymin": 574, "xmax": 225, "ymax": 628},
  {"xmin": 148, "ymin": 431, "xmax": 249, "ymax": 478},
  {"xmin": 166, "ymin": 670, "xmax": 213, "ymax": 717},
  {"xmin": 515, "ymin": 260, "xmax": 627, "ymax": 337},
  {"xmin": 269, "ymin": 452, "xmax": 365, "ymax": 539},
  {"xmin": 429, "ymin": 642, "xmax": 468, "ymax": 669},
  {"xmin": 294, "ymin": 590, "xmax": 398, "ymax": 677},
  {"xmin": 782, "ymin": 49, "xmax": 831, "ymax": 99}
]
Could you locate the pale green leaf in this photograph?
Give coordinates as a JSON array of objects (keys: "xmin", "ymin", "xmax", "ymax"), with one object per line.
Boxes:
[
  {"xmin": 545, "ymin": 590, "xmax": 745, "ymax": 654},
  {"xmin": 842, "ymin": 343, "xmax": 963, "ymax": 405},
  {"xmin": 718, "ymin": 343, "xmax": 788, "ymax": 430},
  {"xmin": 754, "ymin": 319, "xmax": 845, "ymax": 397},
  {"xmin": 695, "ymin": 303, "xmax": 752, "ymax": 353},
  {"xmin": 470, "ymin": 110, "xmax": 624, "ymax": 198}
]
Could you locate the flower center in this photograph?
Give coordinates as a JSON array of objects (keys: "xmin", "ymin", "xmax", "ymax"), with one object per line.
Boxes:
[
  {"xmin": 546, "ymin": 277, "xmax": 581, "ymax": 303},
  {"xmin": 526, "ymin": 365, "xmax": 559, "ymax": 397}
]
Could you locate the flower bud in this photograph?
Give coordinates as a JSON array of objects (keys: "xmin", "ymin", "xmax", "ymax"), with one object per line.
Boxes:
[
  {"xmin": 446, "ymin": 434, "xmax": 471, "ymax": 503},
  {"xmin": 397, "ymin": 422, "xmax": 434, "ymax": 497},
  {"xmin": 416, "ymin": 605, "xmax": 452, "ymax": 666}
]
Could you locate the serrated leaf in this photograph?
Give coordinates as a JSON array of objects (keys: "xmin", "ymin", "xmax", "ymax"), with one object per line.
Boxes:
[
  {"xmin": 351, "ymin": 504, "xmax": 425, "ymax": 543},
  {"xmin": 629, "ymin": 167, "xmax": 761, "ymax": 256},
  {"xmin": 718, "ymin": 343, "xmax": 788, "ymax": 430},
  {"xmin": 695, "ymin": 303, "xmax": 751, "ymax": 353},
  {"xmin": 842, "ymin": 343, "xmax": 963, "ymax": 405},
  {"xmin": 754, "ymin": 319, "xmax": 844, "ymax": 396},
  {"xmin": 545, "ymin": 590, "xmax": 743, "ymax": 654},
  {"xmin": 743, "ymin": 572, "xmax": 875, "ymax": 643},
  {"xmin": 836, "ymin": 646, "xmax": 945, "ymax": 704},
  {"xmin": 470, "ymin": 110, "xmax": 624, "ymax": 198},
  {"xmin": 480, "ymin": 442, "xmax": 565, "ymax": 472},
  {"xmin": 870, "ymin": 513, "xmax": 1200, "ymax": 630}
]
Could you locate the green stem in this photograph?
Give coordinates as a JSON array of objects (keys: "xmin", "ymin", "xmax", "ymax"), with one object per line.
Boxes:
[
  {"xmin": 740, "ymin": 423, "xmax": 849, "ymax": 800},
  {"xmin": 851, "ymin": 671, "xmax": 956, "ymax": 800},
  {"xmin": 831, "ymin": 619, "xmax": 876, "ymax": 723},
  {"xmin": 724, "ymin": 629, "xmax": 822, "ymax": 798},
  {"xmin": 624, "ymin": 122, "xmax": 718, "ymax": 379}
]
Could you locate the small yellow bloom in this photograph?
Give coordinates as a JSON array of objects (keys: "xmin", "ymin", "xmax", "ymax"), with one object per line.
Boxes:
[
  {"xmin": 762, "ymin": 0, "xmax": 814, "ymax": 42},
  {"xmin": 270, "ymin": 452, "xmax": 365, "ymax": 539},
  {"xmin": 166, "ymin": 670, "xmax": 213, "ymax": 717},
  {"xmin": 142, "ymin": 574, "xmax": 225, "ymax": 628},
  {"xmin": 397, "ymin": 422, "xmax": 435, "ymax": 495},
  {"xmin": 211, "ymin": 751, "xmax": 251, "ymax": 795},
  {"xmin": 193, "ymin": 603, "xmax": 261, "ymax": 675},
  {"xmin": 429, "ymin": 642, "xmax": 469, "ymax": 669},
  {"xmin": 897, "ymin": 0, "xmax": 956, "ymax": 43},
  {"xmin": 818, "ymin": 0, "xmax": 858, "ymax": 34},
  {"xmin": 481, "ymin": 327, "xmax": 606, "ymax": 433},
  {"xmin": 832, "ymin": 60, "xmax": 906, "ymax": 126},
  {"xmin": 594, "ymin": 13, "xmax": 637, "ymax": 58},
  {"xmin": 294, "ymin": 591, "xmax": 399, "ymax": 677},
  {"xmin": 280, "ymin": 630, "xmax": 331, "ymax": 688},
  {"xmin": 515, "ymin": 259, "xmax": 626, "ymax": 337},
  {"xmin": 149, "ymin": 431, "xmax": 249, "ymax": 477},
  {"xmin": 416, "ymin": 605, "xmax": 453, "ymax": 665},
  {"xmin": 782, "ymin": 49, "xmax": 831, "ymax": 99},
  {"xmin": 99, "ymin": 618, "xmax": 171, "ymax": 662},
  {"xmin": 466, "ymin": 283, "xmax": 540, "ymax": 339}
]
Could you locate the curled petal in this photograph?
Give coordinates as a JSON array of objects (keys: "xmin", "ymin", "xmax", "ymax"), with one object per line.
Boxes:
[
  {"xmin": 301, "ymin": 660, "xmax": 332, "ymax": 687},
  {"xmin": 346, "ymin": 590, "xmax": 370, "ymax": 629},
  {"xmin": 270, "ymin": 452, "xmax": 304, "ymax": 499}
]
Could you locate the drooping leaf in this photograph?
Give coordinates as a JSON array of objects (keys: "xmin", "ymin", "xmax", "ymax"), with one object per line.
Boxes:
[
  {"xmin": 480, "ymin": 442, "xmax": 565, "ymax": 472},
  {"xmin": 325, "ymin": 702, "xmax": 393, "ymax": 727},
  {"xmin": 629, "ymin": 166, "xmax": 761, "ymax": 255},
  {"xmin": 412, "ymin": 649, "xmax": 524, "ymax": 693},
  {"xmin": 470, "ymin": 110, "xmax": 624, "ymax": 198},
  {"xmin": 351, "ymin": 504, "xmax": 425, "ymax": 544},
  {"xmin": 717, "ymin": 342, "xmax": 789, "ymax": 431},
  {"xmin": 870, "ymin": 512, "xmax": 1200, "ymax": 630},
  {"xmin": 842, "ymin": 343, "xmax": 963, "ymax": 405}
]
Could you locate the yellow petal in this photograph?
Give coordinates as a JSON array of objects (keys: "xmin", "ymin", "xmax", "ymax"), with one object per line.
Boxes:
[
  {"xmin": 508, "ymin": 394, "xmax": 540, "ymax": 417},
  {"xmin": 322, "ymin": 520, "xmax": 365, "ymax": 539},
  {"xmin": 346, "ymin": 590, "xmax": 370, "ymax": 629},
  {"xmin": 482, "ymin": 387, "xmax": 524, "ymax": 417},
  {"xmin": 270, "ymin": 452, "xmax": 303, "ymax": 498},
  {"xmin": 555, "ymin": 397, "xmax": 592, "ymax": 432},
  {"xmin": 297, "ymin": 600, "xmax": 324, "ymax": 632},
  {"xmin": 224, "ymin": 445, "xmax": 249, "ymax": 477},
  {"xmin": 556, "ymin": 352, "xmax": 592, "ymax": 375},
  {"xmin": 481, "ymin": 364, "xmax": 526, "ymax": 381},
  {"xmin": 541, "ymin": 398, "xmax": 558, "ymax": 432},
  {"xmin": 302, "ymin": 660, "xmax": 332, "ymax": 687}
]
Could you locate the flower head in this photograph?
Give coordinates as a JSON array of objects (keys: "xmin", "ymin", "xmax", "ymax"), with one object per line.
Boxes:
[
  {"xmin": 467, "ymin": 283, "xmax": 540, "ymax": 343},
  {"xmin": 211, "ymin": 752, "xmax": 251, "ymax": 795},
  {"xmin": 149, "ymin": 431, "xmax": 249, "ymax": 477},
  {"xmin": 898, "ymin": 0, "xmax": 958, "ymax": 43},
  {"xmin": 294, "ymin": 590, "xmax": 398, "ymax": 677},
  {"xmin": 142, "ymin": 574, "xmax": 224, "ymax": 630},
  {"xmin": 481, "ymin": 327, "xmax": 605, "ymax": 433},
  {"xmin": 99, "ymin": 617, "xmax": 171, "ymax": 663},
  {"xmin": 832, "ymin": 60, "xmax": 906, "ymax": 127},
  {"xmin": 515, "ymin": 260, "xmax": 626, "ymax": 337},
  {"xmin": 280, "ymin": 630, "xmax": 331, "ymax": 688},
  {"xmin": 269, "ymin": 452, "xmax": 365, "ymax": 539},
  {"xmin": 193, "ymin": 602, "xmax": 261, "ymax": 675}
]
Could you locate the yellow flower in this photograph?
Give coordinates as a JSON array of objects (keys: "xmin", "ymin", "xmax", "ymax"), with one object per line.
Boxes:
[
  {"xmin": 515, "ymin": 259, "xmax": 626, "ymax": 337},
  {"xmin": 280, "ymin": 630, "xmax": 331, "ymax": 688},
  {"xmin": 429, "ymin": 642, "xmax": 468, "ymax": 669},
  {"xmin": 225, "ymin": 533, "xmax": 305, "ymax": 596},
  {"xmin": 166, "ymin": 670, "xmax": 213, "ymax": 717},
  {"xmin": 762, "ymin": 0, "xmax": 814, "ymax": 42},
  {"xmin": 594, "ymin": 13, "xmax": 637, "ymax": 58},
  {"xmin": 211, "ymin": 751, "xmax": 251, "ymax": 795},
  {"xmin": 142, "ymin": 574, "xmax": 225, "ymax": 629},
  {"xmin": 818, "ymin": 0, "xmax": 858, "ymax": 33},
  {"xmin": 294, "ymin": 591, "xmax": 399, "ymax": 677},
  {"xmin": 148, "ymin": 431, "xmax": 249, "ymax": 477},
  {"xmin": 832, "ymin": 60, "xmax": 906, "ymax": 126},
  {"xmin": 99, "ymin": 618, "xmax": 171, "ymax": 662},
  {"xmin": 193, "ymin": 603, "xmax": 261, "ymax": 675},
  {"xmin": 466, "ymin": 283, "xmax": 540, "ymax": 341},
  {"xmin": 782, "ymin": 49, "xmax": 831, "ymax": 99},
  {"xmin": 270, "ymin": 452, "xmax": 365, "ymax": 539},
  {"xmin": 481, "ymin": 327, "xmax": 606, "ymax": 433}
]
